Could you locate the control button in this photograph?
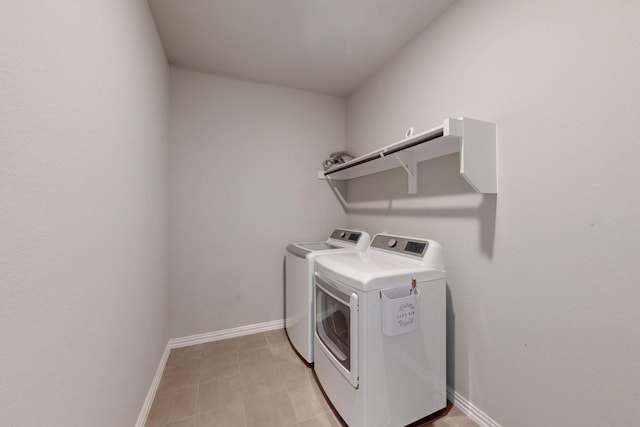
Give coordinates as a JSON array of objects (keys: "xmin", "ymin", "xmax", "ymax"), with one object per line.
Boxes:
[
  {"xmin": 340, "ymin": 231, "xmax": 346, "ymax": 238},
  {"xmin": 388, "ymin": 239, "xmax": 397, "ymax": 248}
]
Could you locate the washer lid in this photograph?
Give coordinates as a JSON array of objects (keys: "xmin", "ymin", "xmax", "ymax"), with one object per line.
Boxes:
[
  {"xmin": 286, "ymin": 242, "xmax": 354, "ymax": 259},
  {"xmin": 287, "ymin": 229, "xmax": 371, "ymax": 259},
  {"xmin": 297, "ymin": 242, "xmax": 340, "ymax": 251}
]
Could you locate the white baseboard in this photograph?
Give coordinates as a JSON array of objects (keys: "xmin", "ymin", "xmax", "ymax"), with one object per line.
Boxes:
[
  {"xmin": 447, "ymin": 386, "xmax": 502, "ymax": 427},
  {"xmin": 140, "ymin": 320, "xmax": 503, "ymax": 427},
  {"xmin": 135, "ymin": 344, "xmax": 170, "ymax": 427},
  {"xmin": 136, "ymin": 319, "xmax": 284, "ymax": 427},
  {"xmin": 136, "ymin": 319, "xmax": 284, "ymax": 426},
  {"xmin": 168, "ymin": 319, "xmax": 285, "ymax": 349}
]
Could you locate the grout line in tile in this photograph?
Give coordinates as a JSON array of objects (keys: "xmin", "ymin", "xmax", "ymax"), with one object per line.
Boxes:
[{"xmin": 148, "ymin": 332, "xmax": 475, "ymax": 427}]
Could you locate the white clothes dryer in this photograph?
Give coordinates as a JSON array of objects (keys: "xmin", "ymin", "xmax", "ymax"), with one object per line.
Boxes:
[
  {"xmin": 285, "ymin": 229, "xmax": 370, "ymax": 364},
  {"xmin": 313, "ymin": 233, "xmax": 446, "ymax": 427}
]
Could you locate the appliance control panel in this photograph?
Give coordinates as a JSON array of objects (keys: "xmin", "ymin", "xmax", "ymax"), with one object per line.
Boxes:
[
  {"xmin": 370, "ymin": 234, "xmax": 429, "ymax": 257},
  {"xmin": 330, "ymin": 228, "xmax": 362, "ymax": 243}
]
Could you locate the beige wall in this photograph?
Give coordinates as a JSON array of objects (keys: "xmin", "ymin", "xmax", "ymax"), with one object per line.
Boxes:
[
  {"xmin": 168, "ymin": 68, "xmax": 346, "ymax": 338},
  {"xmin": 0, "ymin": 1, "xmax": 169, "ymax": 426},
  {"xmin": 346, "ymin": 1, "xmax": 640, "ymax": 425}
]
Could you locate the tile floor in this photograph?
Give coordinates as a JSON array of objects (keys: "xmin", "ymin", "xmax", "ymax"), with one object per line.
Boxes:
[{"xmin": 145, "ymin": 330, "xmax": 477, "ymax": 427}]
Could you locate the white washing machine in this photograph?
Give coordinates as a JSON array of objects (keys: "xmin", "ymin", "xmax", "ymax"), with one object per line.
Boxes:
[
  {"xmin": 313, "ymin": 233, "xmax": 446, "ymax": 427},
  {"xmin": 285, "ymin": 229, "xmax": 370, "ymax": 364}
]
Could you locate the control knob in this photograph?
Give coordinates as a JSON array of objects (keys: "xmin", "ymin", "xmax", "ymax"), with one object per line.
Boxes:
[{"xmin": 388, "ymin": 239, "xmax": 397, "ymax": 248}]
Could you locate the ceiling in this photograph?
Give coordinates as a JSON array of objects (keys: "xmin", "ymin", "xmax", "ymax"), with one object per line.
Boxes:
[{"xmin": 148, "ymin": 0, "xmax": 456, "ymax": 96}]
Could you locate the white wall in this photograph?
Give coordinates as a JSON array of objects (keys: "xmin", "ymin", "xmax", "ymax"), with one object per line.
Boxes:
[
  {"xmin": 346, "ymin": 1, "xmax": 640, "ymax": 426},
  {"xmin": 0, "ymin": 1, "xmax": 169, "ymax": 426},
  {"xmin": 169, "ymin": 68, "xmax": 346, "ymax": 338}
]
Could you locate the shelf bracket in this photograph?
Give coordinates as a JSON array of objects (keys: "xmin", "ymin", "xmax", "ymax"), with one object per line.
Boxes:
[
  {"xmin": 318, "ymin": 117, "xmax": 496, "ymax": 195},
  {"xmin": 392, "ymin": 153, "xmax": 418, "ymax": 194}
]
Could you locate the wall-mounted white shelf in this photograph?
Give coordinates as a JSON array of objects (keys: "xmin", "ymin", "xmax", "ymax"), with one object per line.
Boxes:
[{"xmin": 318, "ymin": 117, "xmax": 497, "ymax": 194}]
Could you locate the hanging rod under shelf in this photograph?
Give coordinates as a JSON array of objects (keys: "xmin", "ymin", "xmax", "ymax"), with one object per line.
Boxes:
[
  {"xmin": 324, "ymin": 126, "xmax": 445, "ymax": 175},
  {"xmin": 319, "ymin": 117, "xmax": 497, "ymax": 194}
]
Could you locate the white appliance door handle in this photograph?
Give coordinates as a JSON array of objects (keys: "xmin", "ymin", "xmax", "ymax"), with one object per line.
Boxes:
[{"xmin": 349, "ymin": 292, "xmax": 359, "ymax": 388}]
